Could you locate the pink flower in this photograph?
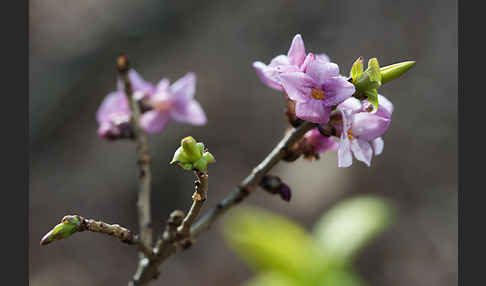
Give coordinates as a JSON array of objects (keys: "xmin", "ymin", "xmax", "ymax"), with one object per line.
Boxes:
[
  {"xmin": 253, "ymin": 34, "xmax": 328, "ymax": 91},
  {"xmin": 279, "ymin": 58, "xmax": 355, "ymax": 124},
  {"xmin": 97, "ymin": 70, "xmax": 207, "ymax": 139},
  {"xmin": 96, "ymin": 90, "xmax": 132, "ymax": 140},
  {"xmin": 334, "ymin": 95, "xmax": 393, "ymax": 167},
  {"xmin": 139, "ymin": 72, "xmax": 207, "ymax": 133},
  {"xmin": 304, "ymin": 128, "xmax": 338, "ymax": 154}
]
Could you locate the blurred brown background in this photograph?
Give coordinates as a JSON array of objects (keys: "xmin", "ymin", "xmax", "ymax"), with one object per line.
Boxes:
[{"xmin": 29, "ymin": 0, "xmax": 457, "ymax": 285}]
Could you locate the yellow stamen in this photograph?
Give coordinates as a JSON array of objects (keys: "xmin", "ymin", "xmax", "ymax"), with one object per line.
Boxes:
[
  {"xmin": 311, "ymin": 89, "xmax": 325, "ymax": 100},
  {"xmin": 347, "ymin": 129, "xmax": 354, "ymax": 140}
]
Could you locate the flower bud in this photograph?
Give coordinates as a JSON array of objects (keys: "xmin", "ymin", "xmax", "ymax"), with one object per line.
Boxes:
[
  {"xmin": 40, "ymin": 215, "xmax": 82, "ymax": 245},
  {"xmin": 170, "ymin": 136, "xmax": 215, "ymax": 172},
  {"xmin": 380, "ymin": 61, "xmax": 415, "ymax": 85},
  {"xmin": 260, "ymin": 175, "xmax": 292, "ymax": 202},
  {"xmin": 181, "ymin": 136, "xmax": 202, "ymax": 162}
]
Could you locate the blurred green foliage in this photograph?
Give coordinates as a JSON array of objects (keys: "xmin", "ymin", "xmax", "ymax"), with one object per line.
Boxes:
[{"xmin": 222, "ymin": 196, "xmax": 394, "ymax": 286}]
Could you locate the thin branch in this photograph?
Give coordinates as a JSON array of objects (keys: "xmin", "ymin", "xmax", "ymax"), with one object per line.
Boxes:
[
  {"xmin": 40, "ymin": 215, "xmax": 153, "ymax": 258},
  {"xmin": 117, "ymin": 56, "xmax": 153, "ymax": 250},
  {"xmin": 177, "ymin": 171, "xmax": 208, "ymax": 236},
  {"xmin": 128, "ymin": 121, "xmax": 316, "ymax": 285},
  {"xmin": 191, "ymin": 120, "xmax": 316, "ymax": 236},
  {"xmin": 129, "ymin": 211, "xmax": 185, "ymax": 286}
]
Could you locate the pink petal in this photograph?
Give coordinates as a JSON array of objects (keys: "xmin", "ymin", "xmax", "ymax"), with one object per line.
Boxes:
[
  {"xmin": 140, "ymin": 110, "xmax": 170, "ymax": 134},
  {"xmin": 156, "ymin": 78, "xmax": 170, "ymax": 93},
  {"xmin": 378, "ymin": 94, "xmax": 394, "ymax": 114},
  {"xmin": 97, "ymin": 122, "xmax": 114, "ymax": 137},
  {"xmin": 295, "ymin": 100, "xmax": 331, "ymax": 124},
  {"xmin": 170, "ymin": 72, "xmax": 196, "ymax": 100},
  {"xmin": 171, "ymin": 100, "xmax": 207, "ymax": 126},
  {"xmin": 128, "ymin": 69, "xmax": 154, "ymax": 94},
  {"xmin": 96, "ymin": 91, "xmax": 130, "ymax": 123},
  {"xmin": 305, "ymin": 128, "xmax": 338, "ymax": 153},
  {"xmin": 317, "ymin": 136, "xmax": 338, "ymax": 153},
  {"xmin": 279, "ymin": 72, "xmax": 313, "ymax": 102},
  {"xmin": 338, "ymin": 97, "xmax": 362, "ymax": 114},
  {"xmin": 316, "ymin": 54, "xmax": 330, "ymax": 62},
  {"xmin": 300, "ymin": 53, "xmax": 315, "ymax": 72},
  {"xmin": 287, "ymin": 34, "xmax": 306, "ymax": 66},
  {"xmin": 352, "ymin": 113, "xmax": 390, "ymax": 141},
  {"xmin": 307, "ymin": 61, "xmax": 340, "ymax": 86},
  {"xmin": 269, "ymin": 54, "xmax": 291, "ymax": 67},
  {"xmin": 322, "ymin": 76, "xmax": 355, "ymax": 107},
  {"xmin": 253, "ymin": 61, "xmax": 284, "ymax": 91},
  {"xmin": 371, "ymin": 137, "xmax": 384, "ymax": 155},
  {"xmin": 351, "ymin": 139, "xmax": 373, "ymax": 167},
  {"xmin": 338, "ymin": 136, "xmax": 353, "ymax": 168}
]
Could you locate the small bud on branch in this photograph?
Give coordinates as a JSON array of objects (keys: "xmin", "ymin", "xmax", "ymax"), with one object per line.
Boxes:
[
  {"xmin": 171, "ymin": 136, "xmax": 215, "ymax": 172},
  {"xmin": 40, "ymin": 215, "xmax": 141, "ymax": 247}
]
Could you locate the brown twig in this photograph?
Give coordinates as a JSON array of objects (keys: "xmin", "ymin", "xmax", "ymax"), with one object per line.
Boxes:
[
  {"xmin": 190, "ymin": 120, "xmax": 315, "ymax": 236},
  {"xmin": 40, "ymin": 215, "xmax": 154, "ymax": 258},
  {"xmin": 129, "ymin": 211, "xmax": 185, "ymax": 286},
  {"xmin": 117, "ymin": 56, "xmax": 153, "ymax": 250},
  {"xmin": 177, "ymin": 171, "xmax": 209, "ymax": 236},
  {"xmin": 129, "ymin": 121, "xmax": 316, "ymax": 286}
]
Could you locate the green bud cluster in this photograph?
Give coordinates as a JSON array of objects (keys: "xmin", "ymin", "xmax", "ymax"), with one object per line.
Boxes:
[
  {"xmin": 170, "ymin": 136, "xmax": 215, "ymax": 172},
  {"xmin": 350, "ymin": 57, "xmax": 415, "ymax": 109}
]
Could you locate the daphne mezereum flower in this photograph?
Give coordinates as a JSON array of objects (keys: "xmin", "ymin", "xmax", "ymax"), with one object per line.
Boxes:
[
  {"xmin": 304, "ymin": 128, "xmax": 338, "ymax": 155},
  {"xmin": 97, "ymin": 70, "xmax": 206, "ymax": 138},
  {"xmin": 334, "ymin": 95, "xmax": 393, "ymax": 167},
  {"xmin": 279, "ymin": 58, "xmax": 355, "ymax": 124},
  {"xmin": 252, "ymin": 34, "xmax": 329, "ymax": 91},
  {"xmin": 139, "ymin": 72, "xmax": 207, "ymax": 133},
  {"xmin": 96, "ymin": 89, "xmax": 132, "ymax": 140},
  {"xmin": 97, "ymin": 69, "xmax": 160, "ymax": 140}
]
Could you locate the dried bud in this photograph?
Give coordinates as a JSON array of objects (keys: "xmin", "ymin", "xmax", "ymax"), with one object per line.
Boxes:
[
  {"xmin": 278, "ymin": 183, "xmax": 292, "ymax": 202},
  {"xmin": 260, "ymin": 175, "xmax": 292, "ymax": 202},
  {"xmin": 116, "ymin": 55, "xmax": 130, "ymax": 73},
  {"xmin": 285, "ymin": 97, "xmax": 304, "ymax": 128}
]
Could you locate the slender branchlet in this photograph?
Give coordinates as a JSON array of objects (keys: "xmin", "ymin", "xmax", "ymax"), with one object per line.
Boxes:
[
  {"xmin": 40, "ymin": 215, "xmax": 154, "ymax": 258},
  {"xmin": 177, "ymin": 171, "xmax": 209, "ymax": 236},
  {"xmin": 190, "ymin": 121, "xmax": 316, "ymax": 237},
  {"xmin": 117, "ymin": 56, "xmax": 153, "ymax": 251},
  {"xmin": 128, "ymin": 121, "xmax": 316, "ymax": 285}
]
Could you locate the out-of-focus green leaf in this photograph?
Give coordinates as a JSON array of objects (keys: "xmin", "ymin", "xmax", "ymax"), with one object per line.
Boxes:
[
  {"xmin": 318, "ymin": 269, "xmax": 365, "ymax": 286},
  {"xmin": 222, "ymin": 206, "xmax": 327, "ymax": 282},
  {"xmin": 312, "ymin": 196, "xmax": 393, "ymax": 265},
  {"xmin": 243, "ymin": 272, "xmax": 300, "ymax": 286}
]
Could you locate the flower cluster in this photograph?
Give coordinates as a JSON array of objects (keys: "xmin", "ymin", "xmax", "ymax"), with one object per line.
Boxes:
[
  {"xmin": 96, "ymin": 70, "xmax": 207, "ymax": 140},
  {"xmin": 253, "ymin": 34, "xmax": 410, "ymax": 167},
  {"xmin": 97, "ymin": 34, "xmax": 412, "ymax": 168}
]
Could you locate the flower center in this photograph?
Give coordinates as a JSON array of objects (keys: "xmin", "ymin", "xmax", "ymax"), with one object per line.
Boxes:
[
  {"xmin": 153, "ymin": 100, "xmax": 173, "ymax": 112},
  {"xmin": 347, "ymin": 129, "xmax": 354, "ymax": 140},
  {"xmin": 311, "ymin": 89, "xmax": 326, "ymax": 100}
]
